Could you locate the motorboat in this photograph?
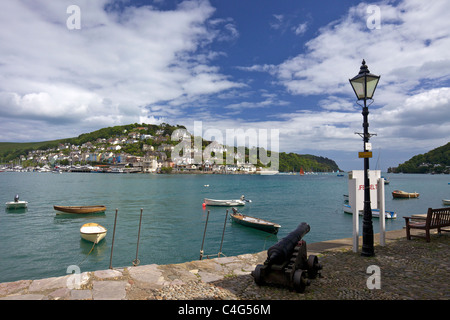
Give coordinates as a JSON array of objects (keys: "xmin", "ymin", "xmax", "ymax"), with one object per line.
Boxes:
[
  {"xmin": 5, "ymin": 194, "xmax": 28, "ymax": 210},
  {"xmin": 203, "ymin": 195, "xmax": 250, "ymax": 206},
  {"xmin": 80, "ymin": 223, "xmax": 107, "ymax": 244},
  {"xmin": 230, "ymin": 208, "xmax": 280, "ymax": 234},
  {"xmin": 54, "ymin": 205, "xmax": 106, "ymax": 214},
  {"xmin": 343, "ymin": 204, "xmax": 397, "ymax": 219},
  {"xmin": 443, "ymin": 199, "xmax": 450, "ymax": 206},
  {"xmin": 392, "ymin": 190, "xmax": 419, "ymax": 198}
]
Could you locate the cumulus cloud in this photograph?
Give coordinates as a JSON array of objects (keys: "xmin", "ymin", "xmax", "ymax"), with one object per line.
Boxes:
[
  {"xmin": 1, "ymin": 0, "xmax": 449, "ymax": 171},
  {"xmin": 238, "ymin": 0, "xmax": 450, "ymax": 160},
  {"xmin": 0, "ymin": 0, "xmax": 242, "ymax": 140}
]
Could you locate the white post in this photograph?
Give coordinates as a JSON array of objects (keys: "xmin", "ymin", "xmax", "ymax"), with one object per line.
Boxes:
[
  {"xmin": 349, "ymin": 177, "xmax": 359, "ymax": 252},
  {"xmin": 377, "ymin": 177, "xmax": 385, "ymax": 246}
]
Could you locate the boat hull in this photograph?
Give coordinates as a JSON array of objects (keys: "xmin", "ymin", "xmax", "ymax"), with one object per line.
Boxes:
[
  {"xmin": 80, "ymin": 223, "xmax": 107, "ymax": 244},
  {"xmin": 54, "ymin": 205, "xmax": 106, "ymax": 214},
  {"xmin": 230, "ymin": 212, "xmax": 280, "ymax": 234},
  {"xmin": 343, "ymin": 204, "xmax": 397, "ymax": 219},
  {"xmin": 392, "ymin": 190, "xmax": 419, "ymax": 198},
  {"xmin": 5, "ymin": 201, "xmax": 28, "ymax": 209},
  {"xmin": 204, "ymin": 198, "xmax": 245, "ymax": 206},
  {"xmin": 443, "ymin": 199, "xmax": 450, "ymax": 206}
]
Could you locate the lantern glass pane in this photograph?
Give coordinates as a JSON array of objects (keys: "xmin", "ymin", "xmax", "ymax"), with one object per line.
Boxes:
[
  {"xmin": 365, "ymin": 76, "xmax": 379, "ymax": 99},
  {"xmin": 350, "ymin": 77, "xmax": 366, "ymax": 99}
]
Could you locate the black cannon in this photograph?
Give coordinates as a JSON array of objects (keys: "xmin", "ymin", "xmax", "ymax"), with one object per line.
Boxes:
[{"xmin": 251, "ymin": 222, "xmax": 322, "ymax": 293}]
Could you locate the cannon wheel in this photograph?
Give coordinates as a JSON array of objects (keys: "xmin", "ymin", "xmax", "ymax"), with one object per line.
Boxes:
[
  {"xmin": 252, "ymin": 265, "xmax": 265, "ymax": 286},
  {"xmin": 293, "ymin": 270, "xmax": 307, "ymax": 293},
  {"xmin": 307, "ymin": 255, "xmax": 320, "ymax": 279}
]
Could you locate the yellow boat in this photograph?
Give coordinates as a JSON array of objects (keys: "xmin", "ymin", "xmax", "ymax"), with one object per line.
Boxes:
[{"xmin": 80, "ymin": 223, "xmax": 107, "ymax": 244}]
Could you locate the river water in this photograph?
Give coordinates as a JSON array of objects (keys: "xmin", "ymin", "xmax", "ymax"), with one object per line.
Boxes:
[{"xmin": 1, "ymin": 172, "xmax": 448, "ymax": 283}]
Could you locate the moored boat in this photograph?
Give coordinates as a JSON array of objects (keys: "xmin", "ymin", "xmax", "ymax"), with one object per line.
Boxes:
[
  {"xmin": 230, "ymin": 208, "xmax": 280, "ymax": 234},
  {"xmin": 443, "ymin": 199, "xmax": 450, "ymax": 206},
  {"xmin": 342, "ymin": 195, "xmax": 396, "ymax": 219},
  {"xmin": 80, "ymin": 223, "xmax": 107, "ymax": 243},
  {"xmin": 392, "ymin": 190, "xmax": 419, "ymax": 198},
  {"xmin": 5, "ymin": 194, "xmax": 28, "ymax": 210},
  {"xmin": 343, "ymin": 204, "xmax": 397, "ymax": 219},
  {"xmin": 54, "ymin": 205, "xmax": 106, "ymax": 214},
  {"xmin": 204, "ymin": 195, "xmax": 249, "ymax": 206}
]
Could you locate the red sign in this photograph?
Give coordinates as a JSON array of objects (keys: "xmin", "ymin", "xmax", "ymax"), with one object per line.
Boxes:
[{"xmin": 358, "ymin": 184, "xmax": 377, "ymax": 190}]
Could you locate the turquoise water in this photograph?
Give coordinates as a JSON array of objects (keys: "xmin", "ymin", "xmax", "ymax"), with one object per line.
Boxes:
[{"xmin": 1, "ymin": 172, "xmax": 448, "ymax": 283}]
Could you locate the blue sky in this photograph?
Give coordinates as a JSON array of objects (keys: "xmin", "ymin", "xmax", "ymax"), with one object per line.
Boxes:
[{"xmin": 1, "ymin": 0, "xmax": 449, "ymax": 171}]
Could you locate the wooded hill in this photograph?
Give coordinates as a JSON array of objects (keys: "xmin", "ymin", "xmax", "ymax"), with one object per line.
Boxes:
[
  {"xmin": 389, "ymin": 142, "xmax": 450, "ymax": 174},
  {"xmin": 0, "ymin": 123, "xmax": 341, "ymax": 172}
]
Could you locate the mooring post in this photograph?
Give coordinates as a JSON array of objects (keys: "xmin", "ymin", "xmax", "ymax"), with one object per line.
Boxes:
[
  {"xmin": 133, "ymin": 208, "xmax": 144, "ymax": 266},
  {"xmin": 109, "ymin": 208, "xmax": 118, "ymax": 269},
  {"xmin": 218, "ymin": 209, "xmax": 228, "ymax": 258},
  {"xmin": 199, "ymin": 210, "xmax": 210, "ymax": 260}
]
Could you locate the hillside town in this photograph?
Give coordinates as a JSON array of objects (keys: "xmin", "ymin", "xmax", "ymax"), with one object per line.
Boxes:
[{"xmin": 1, "ymin": 125, "xmax": 264, "ymax": 174}]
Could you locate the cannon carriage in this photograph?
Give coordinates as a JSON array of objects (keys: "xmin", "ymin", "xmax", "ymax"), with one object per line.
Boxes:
[{"xmin": 251, "ymin": 222, "xmax": 322, "ymax": 293}]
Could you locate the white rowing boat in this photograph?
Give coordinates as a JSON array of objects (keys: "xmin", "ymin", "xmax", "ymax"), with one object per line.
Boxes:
[{"xmin": 80, "ymin": 223, "xmax": 107, "ymax": 244}]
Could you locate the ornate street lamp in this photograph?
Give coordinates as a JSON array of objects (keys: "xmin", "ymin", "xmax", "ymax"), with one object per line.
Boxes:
[{"xmin": 349, "ymin": 60, "xmax": 380, "ymax": 257}]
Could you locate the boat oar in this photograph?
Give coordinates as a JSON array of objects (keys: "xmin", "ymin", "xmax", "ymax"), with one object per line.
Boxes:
[{"xmin": 132, "ymin": 208, "xmax": 144, "ymax": 266}]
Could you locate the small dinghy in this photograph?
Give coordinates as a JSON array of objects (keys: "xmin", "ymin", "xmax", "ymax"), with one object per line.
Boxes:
[
  {"xmin": 230, "ymin": 208, "xmax": 280, "ymax": 234},
  {"xmin": 204, "ymin": 195, "xmax": 250, "ymax": 206},
  {"xmin": 392, "ymin": 190, "xmax": 419, "ymax": 198},
  {"xmin": 54, "ymin": 205, "xmax": 106, "ymax": 214},
  {"xmin": 5, "ymin": 194, "xmax": 28, "ymax": 210},
  {"xmin": 80, "ymin": 223, "xmax": 107, "ymax": 244}
]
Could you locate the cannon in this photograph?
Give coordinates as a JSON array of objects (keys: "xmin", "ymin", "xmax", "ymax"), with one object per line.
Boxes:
[{"xmin": 251, "ymin": 222, "xmax": 322, "ymax": 293}]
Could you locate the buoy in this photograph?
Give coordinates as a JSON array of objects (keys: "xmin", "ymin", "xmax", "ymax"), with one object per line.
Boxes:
[{"xmin": 202, "ymin": 202, "xmax": 206, "ymax": 208}]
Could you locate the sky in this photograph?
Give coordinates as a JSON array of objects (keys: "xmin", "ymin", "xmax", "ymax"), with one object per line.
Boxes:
[{"xmin": 1, "ymin": 0, "xmax": 449, "ymax": 171}]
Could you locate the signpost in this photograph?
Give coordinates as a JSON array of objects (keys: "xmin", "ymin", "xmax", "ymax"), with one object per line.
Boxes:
[{"xmin": 358, "ymin": 151, "xmax": 372, "ymax": 158}]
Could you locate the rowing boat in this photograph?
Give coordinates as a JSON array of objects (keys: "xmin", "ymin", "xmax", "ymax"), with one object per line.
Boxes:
[
  {"xmin": 230, "ymin": 208, "xmax": 280, "ymax": 234},
  {"xmin": 392, "ymin": 190, "xmax": 419, "ymax": 198},
  {"xmin": 54, "ymin": 205, "xmax": 106, "ymax": 214},
  {"xmin": 80, "ymin": 223, "xmax": 107, "ymax": 243}
]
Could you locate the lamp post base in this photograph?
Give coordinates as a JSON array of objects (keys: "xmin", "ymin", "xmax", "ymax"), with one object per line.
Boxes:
[{"xmin": 361, "ymin": 206, "xmax": 375, "ymax": 257}]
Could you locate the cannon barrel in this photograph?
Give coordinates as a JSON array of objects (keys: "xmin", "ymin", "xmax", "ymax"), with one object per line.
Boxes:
[{"xmin": 267, "ymin": 222, "xmax": 310, "ymax": 265}]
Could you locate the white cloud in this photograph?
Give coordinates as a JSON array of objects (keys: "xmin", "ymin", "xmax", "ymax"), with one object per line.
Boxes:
[
  {"xmin": 237, "ymin": 0, "xmax": 450, "ymax": 164},
  {"xmin": 0, "ymin": 0, "xmax": 242, "ymax": 140},
  {"xmin": 293, "ymin": 22, "xmax": 308, "ymax": 36}
]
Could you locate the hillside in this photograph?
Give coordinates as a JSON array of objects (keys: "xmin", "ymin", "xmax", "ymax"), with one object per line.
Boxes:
[
  {"xmin": 389, "ymin": 142, "xmax": 450, "ymax": 174},
  {"xmin": 0, "ymin": 123, "xmax": 340, "ymax": 172},
  {"xmin": 0, "ymin": 123, "xmax": 183, "ymax": 163},
  {"xmin": 278, "ymin": 152, "xmax": 340, "ymax": 173}
]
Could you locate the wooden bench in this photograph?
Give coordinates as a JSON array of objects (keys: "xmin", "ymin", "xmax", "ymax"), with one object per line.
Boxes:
[{"xmin": 404, "ymin": 207, "xmax": 450, "ymax": 242}]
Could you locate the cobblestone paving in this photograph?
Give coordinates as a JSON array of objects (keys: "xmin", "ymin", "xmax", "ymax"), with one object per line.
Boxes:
[
  {"xmin": 1, "ymin": 232, "xmax": 448, "ymax": 300},
  {"xmin": 231, "ymin": 234, "xmax": 450, "ymax": 300}
]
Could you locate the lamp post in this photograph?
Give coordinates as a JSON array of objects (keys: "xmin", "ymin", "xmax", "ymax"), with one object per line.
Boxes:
[{"xmin": 349, "ymin": 60, "xmax": 380, "ymax": 257}]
